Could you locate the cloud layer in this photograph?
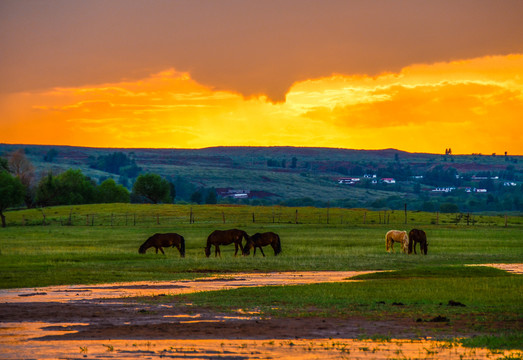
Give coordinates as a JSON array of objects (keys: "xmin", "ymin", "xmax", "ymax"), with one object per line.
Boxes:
[{"xmin": 2, "ymin": 55, "xmax": 522, "ymax": 154}]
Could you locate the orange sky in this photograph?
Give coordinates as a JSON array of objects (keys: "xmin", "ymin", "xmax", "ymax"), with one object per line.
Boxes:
[{"xmin": 1, "ymin": 1, "xmax": 523, "ymax": 154}]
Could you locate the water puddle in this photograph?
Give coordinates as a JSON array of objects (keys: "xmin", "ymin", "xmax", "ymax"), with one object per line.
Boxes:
[
  {"xmin": 1, "ymin": 267, "xmax": 521, "ymax": 359},
  {"xmin": 0, "ymin": 323, "xmax": 520, "ymax": 360}
]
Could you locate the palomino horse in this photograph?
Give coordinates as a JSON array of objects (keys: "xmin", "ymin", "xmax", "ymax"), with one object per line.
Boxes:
[
  {"xmin": 408, "ymin": 229, "xmax": 428, "ymax": 255},
  {"xmin": 205, "ymin": 229, "xmax": 249, "ymax": 257},
  {"xmin": 139, "ymin": 233, "xmax": 185, "ymax": 257},
  {"xmin": 243, "ymin": 232, "xmax": 281, "ymax": 257},
  {"xmin": 385, "ymin": 230, "xmax": 409, "ymax": 253}
]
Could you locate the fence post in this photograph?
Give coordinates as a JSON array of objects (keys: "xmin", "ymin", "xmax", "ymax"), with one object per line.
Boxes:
[
  {"xmin": 222, "ymin": 211, "xmax": 226, "ymax": 224},
  {"xmin": 40, "ymin": 209, "xmax": 47, "ymax": 226},
  {"xmin": 295, "ymin": 209, "xmax": 298, "ymax": 224},
  {"xmin": 252, "ymin": 213, "xmax": 255, "ymax": 223},
  {"xmin": 363, "ymin": 211, "xmax": 366, "ymax": 224}
]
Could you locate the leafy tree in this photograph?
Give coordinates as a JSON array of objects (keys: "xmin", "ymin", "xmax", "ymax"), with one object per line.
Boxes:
[
  {"xmin": 132, "ymin": 173, "xmax": 170, "ymax": 204},
  {"xmin": 205, "ymin": 188, "xmax": 217, "ymax": 204},
  {"xmin": 190, "ymin": 189, "xmax": 203, "ymax": 204},
  {"xmin": 0, "ymin": 171, "xmax": 25, "ymax": 227},
  {"xmin": 34, "ymin": 172, "xmax": 60, "ymax": 207},
  {"xmin": 0, "ymin": 157, "xmax": 8, "ymax": 172},
  {"xmin": 44, "ymin": 148, "xmax": 58, "ymax": 162},
  {"xmin": 56, "ymin": 169, "xmax": 97, "ymax": 205},
  {"xmin": 90, "ymin": 152, "xmax": 141, "ymax": 177},
  {"xmin": 440, "ymin": 202, "xmax": 459, "ymax": 213},
  {"xmin": 96, "ymin": 178, "xmax": 130, "ymax": 203}
]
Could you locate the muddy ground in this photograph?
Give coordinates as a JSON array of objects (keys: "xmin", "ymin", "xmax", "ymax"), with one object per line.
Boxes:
[{"xmin": 0, "ymin": 266, "xmax": 521, "ymax": 359}]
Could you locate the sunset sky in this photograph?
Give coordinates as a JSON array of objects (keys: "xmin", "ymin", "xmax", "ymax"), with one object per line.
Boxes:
[{"xmin": 1, "ymin": 1, "xmax": 522, "ymax": 154}]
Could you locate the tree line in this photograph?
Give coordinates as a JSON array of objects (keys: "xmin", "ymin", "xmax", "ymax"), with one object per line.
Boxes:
[{"xmin": 0, "ymin": 150, "xmax": 175, "ymax": 227}]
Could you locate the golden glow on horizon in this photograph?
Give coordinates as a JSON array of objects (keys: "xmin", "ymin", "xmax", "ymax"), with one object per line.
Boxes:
[{"xmin": 1, "ymin": 54, "xmax": 522, "ymax": 154}]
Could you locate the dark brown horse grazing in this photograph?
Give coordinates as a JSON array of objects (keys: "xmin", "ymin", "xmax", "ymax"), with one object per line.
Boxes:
[
  {"xmin": 205, "ymin": 229, "xmax": 249, "ymax": 257},
  {"xmin": 243, "ymin": 232, "xmax": 281, "ymax": 257},
  {"xmin": 408, "ymin": 229, "xmax": 428, "ymax": 255},
  {"xmin": 139, "ymin": 233, "xmax": 185, "ymax": 257}
]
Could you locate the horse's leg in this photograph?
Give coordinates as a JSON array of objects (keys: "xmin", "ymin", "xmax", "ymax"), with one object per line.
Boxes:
[
  {"xmin": 155, "ymin": 247, "xmax": 159, "ymax": 254},
  {"xmin": 159, "ymin": 247, "xmax": 165, "ymax": 255},
  {"xmin": 215, "ymin": 245, "xmax": 220, "ymax": 257},
  {"xmin": 414, "ymin": 241, "xmax": 418, "ymax": 254},
  {"xmin": 234, "ymin": 243, "xmax": 238, "ymax": 256},
  {"xmin": 259, "ymin": 246, "xmax": 266, "ymax": 257}
]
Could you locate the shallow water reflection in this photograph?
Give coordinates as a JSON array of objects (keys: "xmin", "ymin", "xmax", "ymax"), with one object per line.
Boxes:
[{"xmin": 0, "ymin": 322, "xmax": 520, "ymax": 360}]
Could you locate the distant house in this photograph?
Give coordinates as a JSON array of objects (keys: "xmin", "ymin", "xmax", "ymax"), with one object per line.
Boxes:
[
  {"xmin": 338, "ymin": 177, "xmax": 360, "ymax": 185},
  {"xmin": 432, "ymin": 187, "xmax": 455, "ymax": 193},
  {"xmin": 504, "ymin": 182, "xmax": 517, "ymax": 187},
  {"xmin": 363, "ymin": 174, "xmax": 377, "ymax": 179},
  {"xmin": 216, "ymin": 188, "xmax": 251, "ymax": 198},
  {"xmin": 381, "ymin": 178, "xmax": 396, "ymax": 184}
]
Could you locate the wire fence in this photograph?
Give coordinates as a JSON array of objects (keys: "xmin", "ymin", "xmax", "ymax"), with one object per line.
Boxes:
[{"xmin": 10, "ymin": 206, "xmax": 522, "ymax": 228}]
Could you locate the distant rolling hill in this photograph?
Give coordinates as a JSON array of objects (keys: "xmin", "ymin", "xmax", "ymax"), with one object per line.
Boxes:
[{"xmin": 1, "ymin": 143, "xmax": 521, "ymax": 209}]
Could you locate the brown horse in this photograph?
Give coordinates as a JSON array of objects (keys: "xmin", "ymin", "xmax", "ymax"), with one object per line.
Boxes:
[
  {"xmin": 205, "ymin": 229, "xmax": 249, "ymax": 257},
  {"xmin": 385, "ymin": 230, "xmax": 409, "ymax": 253},
  {"xmin": 243, "ymin": 232, "xmax": 282, "ymax": 257},
  {"xmin": 139, "ymin": 233, "xmax": 185, "ymax": 257},
  {"xmin": 408, "ymin": 229, "xmax": 428, "ymax": 255}
]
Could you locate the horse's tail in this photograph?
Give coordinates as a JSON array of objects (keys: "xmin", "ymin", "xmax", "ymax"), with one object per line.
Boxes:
[
  {"xmin": 180, "ymin": 236, "xmax": 186, "ymax": 258},
  {"xmin": 385, "ymin": 233, "xmax": 390, "ymax": 251},
  {"xmin": 407, "ymin": 234, "xmax": 413, "ymax": 254},
  {"xmin": 274, "ymin": 234, "xmax": 282, "ymax": 255}
]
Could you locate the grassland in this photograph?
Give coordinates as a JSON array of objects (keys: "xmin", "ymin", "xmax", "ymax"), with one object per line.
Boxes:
[{"xmin": 1, "ymin": 203, "xmax": 521, "ymax": 350}]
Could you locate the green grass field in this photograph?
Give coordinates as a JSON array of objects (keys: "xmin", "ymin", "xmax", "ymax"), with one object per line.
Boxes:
[
  {"xmin": 1, "ymin": 203, "xmax": 522, "ymax": 288},
  {"xmin": 1, "ymin": 204, "xmax": 521, "ymax": 350}
]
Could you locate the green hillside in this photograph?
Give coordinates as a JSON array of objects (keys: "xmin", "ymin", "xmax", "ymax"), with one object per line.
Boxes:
[{"xmin": 1, "ymin": 144, "xmax": 522, "ymax": 212}]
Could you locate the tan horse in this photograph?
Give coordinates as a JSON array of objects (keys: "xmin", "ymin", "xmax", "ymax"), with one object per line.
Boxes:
[{"xmin": 385, "ymin": 230, "xmax": 409, "ymax": 253}]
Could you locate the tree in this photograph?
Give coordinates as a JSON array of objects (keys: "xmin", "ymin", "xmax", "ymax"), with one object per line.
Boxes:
[
  {"xmin": 44, "ymin": 148, "xmax": 58, "ymax": 162},
  {"xmin": 132, "ymin": 173, "xmax": 170, "ymax": 204},
  {"xmin": 96, "ymin": 178, "xmax": 130, "ymax": 203},
  {"xmin": 0, "ymin": 171, "xmax": 25, "ymax": 227},
  {"xmin": 205, "ymin": 188, "xmax": 217, "ymax": 204},
  {"xmin": 34, "ymin": 172, "xmax": 60, "ymax": 207},
  {"xmin": 55, "ymin": 169, "xmax": 96, "ymax": 204},
  {"xmin": 0, "ymin": 157, "xmax": 8, "ymax": 172},
  {"xmin": 8, "ymin": 149, "xmax": 35, "ymax": 207},
  {"xmin": 190, "ymin": 189, "xmax": 203, "ymax": 204}
]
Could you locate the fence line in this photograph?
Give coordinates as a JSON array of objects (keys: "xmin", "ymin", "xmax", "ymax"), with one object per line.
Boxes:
[{"xmin": 10, "ymin": 207, "xmax": 521, "ymax": 227}]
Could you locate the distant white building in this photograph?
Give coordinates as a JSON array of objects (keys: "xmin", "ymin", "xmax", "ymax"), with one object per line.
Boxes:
[
  {"xmin": 432, "ymin": 187, "xmax": 455, "ymax": 193},
  {"xmin": 381, "ymin": 178, "xmax": 396, "ymax": 184},
  {"xmin": 338, "ymin": 177, "xmax": 360, "ymax": 185}
]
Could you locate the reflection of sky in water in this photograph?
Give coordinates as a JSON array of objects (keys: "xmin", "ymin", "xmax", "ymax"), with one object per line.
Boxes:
[{"xmin": 1, "ymin": 267, "xmax": 521, "ymax": 359}]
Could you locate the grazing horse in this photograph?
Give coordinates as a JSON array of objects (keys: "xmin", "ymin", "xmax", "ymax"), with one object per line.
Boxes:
[
  {"xmin": 205, "ymin": 229, "xmax": 249, "ymax": 257},
  {"xmin": 385, "ymin": 230, "xmax": 409, "ymax": 253},
  {"xmin": 243, "ymin": 232, "xmax": 282, "ymax": 257},
  {"xmin": 139, "ymin": 233, "xmax": 185, "ymax": 257},
  {"xmin": 408, "ymin": 229, "xmax": 428, "ymax": 255}
]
